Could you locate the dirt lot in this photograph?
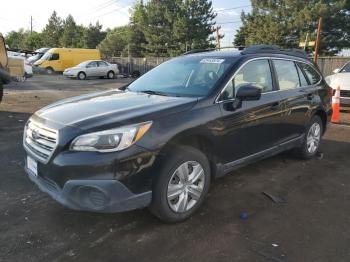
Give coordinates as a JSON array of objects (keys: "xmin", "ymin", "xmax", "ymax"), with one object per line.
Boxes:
[{"xmin": 1, "ymin": 75, "xmax": 350, "ymax": 262}]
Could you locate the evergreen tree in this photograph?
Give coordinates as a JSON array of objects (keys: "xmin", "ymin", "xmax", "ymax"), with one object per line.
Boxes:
[
  {"xmin": 42, "ymin": 11, "xmax": 63, "ymax": 47},
  {"xmin": 234, "ymin": 0, "xmax": 350, "ymax": 54},
  {"xmin": 98, "ymin": 26, "xmax": 129, "ymax": 57},
  {"xmin": 131, "ymin": 0, "xmax": 217, "ymax": 56},
  {"xmin": 60, "ymin": 15, "xmax": 79, "ymax": 47},
  {"xmin": 84, "ymin": 22, "xmax": 106, "ymax": 49}
]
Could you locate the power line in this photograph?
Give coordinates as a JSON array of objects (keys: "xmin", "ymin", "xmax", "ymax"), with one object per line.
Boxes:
[
  {"xmin": 215, "ymin": 5, "xmax": 251, "ymax": 13},
  {"xmin": 216, "ymin": 20, "xmax": 242, "ymax": 25}
]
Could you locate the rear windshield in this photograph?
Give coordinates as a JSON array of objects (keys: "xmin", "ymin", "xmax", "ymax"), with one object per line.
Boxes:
[{"xmin": 128, "ymin": 56, "xmax": 236, "ymax": 97}]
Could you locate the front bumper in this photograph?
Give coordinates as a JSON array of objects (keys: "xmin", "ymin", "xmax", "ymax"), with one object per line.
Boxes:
[
  {"xmin": 63, "ymin": 72, "xmax": 76, "ymax": 78},
  {"xmin": 25, "ymin": 164, "xmax": 152, "ymax": 213}
]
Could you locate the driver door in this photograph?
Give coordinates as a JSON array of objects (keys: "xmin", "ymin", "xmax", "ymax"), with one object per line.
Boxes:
[{"xmin": 215, "ymin": 59, "xmax": 285, "ymax": 163}]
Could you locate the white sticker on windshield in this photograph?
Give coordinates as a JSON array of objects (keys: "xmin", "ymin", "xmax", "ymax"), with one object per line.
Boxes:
[{"xmin": 200, "ymin": 58, "xmax": 225, "ymax": 64}]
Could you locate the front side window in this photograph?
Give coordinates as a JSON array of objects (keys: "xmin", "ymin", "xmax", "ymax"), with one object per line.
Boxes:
[
  {"xmin": 299, "ymin": 63, "xmax": 321, "ymax": 85},
  {"xmin": 87, "ymin": 62, "xmax": 98, "ymax": 68},
  {"xmin": 220, "ymin": 59, "xmax": 273, "ymax": 100},
  {"xmin": 273, "ymin": 60, "xmax": 300, "ymax": 90},
  {"xmin": 128, "ymin": 56, "xmax": 235, "ymax": 97}
]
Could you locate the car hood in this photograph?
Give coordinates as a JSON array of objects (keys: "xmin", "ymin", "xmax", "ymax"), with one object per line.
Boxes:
[
  {"xmin": 35, "ymin": 90, "xmax": 198, "ymax": 130},
  {"xmin": 326, "ymin": 73, "xmax": 350, "ymax": 90}
]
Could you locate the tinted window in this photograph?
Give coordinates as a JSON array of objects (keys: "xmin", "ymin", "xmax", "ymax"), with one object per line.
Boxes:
[
  {"xmin": 98, "ymin": 61, "xmax": 108, "ymax": 67},
  {"xmin": 50, "ymin": 53, "xmax": 59, "ymax": 60},
  {"xmin": 220, "ymin": 59, "xmax": 273, "ymax": 100},
  {"xmin": 299, "ymin": 63, "xmax": 321, "ymax": 84},
  {"xmin": 296, "ymin": 64, "xmax": 308, "ymax": 86},
  {"xmin": 341, "ymin": 62, "xmax": 350, "ymax": 72},
  {"xmin": 87, "ymin": 62, "xmax": 98, "ymax": 68},
  {"xmin": 274, "ymin": 60, "xmax": 300, "ymax": 90}
]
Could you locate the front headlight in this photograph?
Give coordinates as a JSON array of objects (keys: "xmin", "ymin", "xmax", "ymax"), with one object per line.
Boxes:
[{"xmin": 70, "ymin": 122, "xmax": 152, "ymax": 152}]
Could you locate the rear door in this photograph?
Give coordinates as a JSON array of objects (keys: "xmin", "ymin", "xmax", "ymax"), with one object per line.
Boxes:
[
  {"xmin": 272, "ymin": 59, "xmax": 320, "ymax": 141},
  {"xmin": 97, "ymin": 61, "xmax": 109, "ymax": 76},
  {"xmin": 216, "ymin": 58, "xmax": 285, "ymax": 163}
]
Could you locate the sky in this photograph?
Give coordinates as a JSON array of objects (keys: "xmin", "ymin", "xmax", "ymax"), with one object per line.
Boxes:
[{"xmin": 0, "ymin": 0, "xmax": 251, "ymax": 47}]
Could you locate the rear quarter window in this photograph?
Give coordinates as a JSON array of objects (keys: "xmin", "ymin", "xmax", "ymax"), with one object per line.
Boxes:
[{"xmin": 299, "ymin": 63, "xmax": 321, "ymax": 85}]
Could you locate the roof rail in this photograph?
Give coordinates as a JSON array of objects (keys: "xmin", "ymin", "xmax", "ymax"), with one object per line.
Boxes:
[{"xmin": 242, "ymin": 45, "xmax": 308, "ymax": 58}]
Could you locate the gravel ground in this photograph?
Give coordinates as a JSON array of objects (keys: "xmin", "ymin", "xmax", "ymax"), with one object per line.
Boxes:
[{"xmin": 1, "ymin": 75, "xmax": 350, "ymax": 262}]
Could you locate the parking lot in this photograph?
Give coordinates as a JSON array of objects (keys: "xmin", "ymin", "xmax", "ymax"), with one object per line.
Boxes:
[{"xmin": 1, "ymin": 75, "xmax": 350, "ymax": 262}]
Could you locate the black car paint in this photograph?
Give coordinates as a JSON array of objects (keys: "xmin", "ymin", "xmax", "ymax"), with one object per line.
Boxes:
[{"xmin": 24, "ymin": 51, "xmax": 332, "ymax": 212}]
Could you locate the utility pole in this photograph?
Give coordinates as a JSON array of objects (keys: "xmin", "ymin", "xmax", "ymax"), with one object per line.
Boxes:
[
  {"xmin": 216, "ymin": 26, "xmax": 221, "ymax": 50},
  {"xmin": 30, "ymin": 16, "xmax": 33, "ymax": 34},
  {"xmin": 314, "ymin": 17, "xmax": 323, "ymax": 63}
]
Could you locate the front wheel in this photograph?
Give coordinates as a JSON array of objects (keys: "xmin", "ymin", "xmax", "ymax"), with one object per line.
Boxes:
[
  {"xmin": 46, "ymin": 67, "xmax": 54, "ymax": 75},
  {"xmin": 149, "ymin": 146, "xmax": 211, "ymax": 223},
  {"xmin": 77, "ymin": 72, "xmax": 86, "ymax": 80},
  {"xmin": 296, "ymin": 115, "xmax": 323, "ymax": 159}
]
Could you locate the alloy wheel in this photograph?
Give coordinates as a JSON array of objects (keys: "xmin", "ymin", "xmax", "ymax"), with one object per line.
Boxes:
[
  {"xmin": 307, "ymin": 122, "xmax": 321, "ymax": 153},
  {"xmin": 167, "ymin": 161, "xmax": 205, "ymax": 213}
]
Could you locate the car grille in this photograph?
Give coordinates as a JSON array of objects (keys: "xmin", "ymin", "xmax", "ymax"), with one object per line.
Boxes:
[
  {"xmin": 340, "ymin": 90, "xmax": 350, "ymax": 98},
  {"xmin": 24, "ymin": 120, "xmax": 58, "ymax": 163}
]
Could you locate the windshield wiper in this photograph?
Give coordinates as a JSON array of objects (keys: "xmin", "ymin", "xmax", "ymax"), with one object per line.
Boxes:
[{"xmin": 139, "ymin": 90, "xmax": 169, "ymax": 96}]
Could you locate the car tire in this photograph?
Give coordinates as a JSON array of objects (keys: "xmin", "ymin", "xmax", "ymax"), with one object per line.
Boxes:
[
  {"xmin": 149, "ymin": 145, "xmax": 211, "ymax": 223},
  {"xmin": 77, "ymin": 72, "xmax": 86, "ymax": 80},
  {"xmin": 296, "ymin": 115, "xmax": 323, "ymax": 159},
  {"xmin": 46, "ymin": 67, "xmax": 54, "ymax": 75},
  {"xmin": 107, "ymin": 71, "xmax": 115, "ymax": 79}
]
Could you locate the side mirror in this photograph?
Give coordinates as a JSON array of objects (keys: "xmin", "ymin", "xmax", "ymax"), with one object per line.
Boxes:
[
  {"xmin": 333, "ymin": 68, "xmax": 340, "ymax": 74},
  {"xmin": 236, "ymin": 84, "xmax": 262, "ymax": 101}
]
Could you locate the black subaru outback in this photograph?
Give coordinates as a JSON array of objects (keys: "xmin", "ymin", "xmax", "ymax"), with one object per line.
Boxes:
[{"xmin": 23, "ymin": 45, "xmax": 332, "ymax": 223}]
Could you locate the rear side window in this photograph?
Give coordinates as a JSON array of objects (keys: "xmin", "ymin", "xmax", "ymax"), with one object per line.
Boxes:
[
  {"xmin": 299, "ymin": 63, "xmax": 321, "ymax": 85},
  {"xmin": 98, "ymin": 61, "xmax": 108, "ymax": 67},
  {"xmin": 273, "ymin": 60, "xmax": 300, "ymax": 90},
  {"xmin": 296, "ymin": 64, "xmax": 308, "ymax": 86}
]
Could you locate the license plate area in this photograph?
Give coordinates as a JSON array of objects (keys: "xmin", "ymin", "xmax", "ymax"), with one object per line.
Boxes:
[{"xmin": 27, "ymin": 156, "xmax": 38, "ymax": 177}]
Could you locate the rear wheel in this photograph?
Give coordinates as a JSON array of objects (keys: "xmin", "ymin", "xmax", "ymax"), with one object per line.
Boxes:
[
  {"xmin": 149, "ymin": 146, "xmax": 211, "ymax": 223},
  {"xmin": 107, "ymin": 71, "xmax": 115, "ymax": 79},
  {"xmin": 77, "ymin": 72, "xmax": 86, "ymax": 80},
  {"xmin": 296, "ymin": 115, "xmax": 323, "ymax": 159}
]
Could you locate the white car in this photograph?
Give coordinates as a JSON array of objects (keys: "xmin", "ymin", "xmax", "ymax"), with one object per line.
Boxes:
[
  {"xmin": 325, "ymin": 61, "xmax": 350, "ymax": 107},
  {"xmin": 63, "ymin": 60, "xmax": 119, "ymax": 80}
]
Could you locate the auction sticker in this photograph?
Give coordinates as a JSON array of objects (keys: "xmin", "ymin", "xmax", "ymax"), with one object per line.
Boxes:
[{"xmin": 200, "ymin": 58, "xmax": 225, "ymax": 64}]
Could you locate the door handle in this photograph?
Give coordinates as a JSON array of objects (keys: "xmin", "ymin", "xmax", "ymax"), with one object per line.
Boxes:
[
  {"xmin": 307, "ymin": 93, "xmax": 314, "ymax": 100},
  {"xmin": 270, "ymin": 102, "xmax": 280, "ymax": 110}
]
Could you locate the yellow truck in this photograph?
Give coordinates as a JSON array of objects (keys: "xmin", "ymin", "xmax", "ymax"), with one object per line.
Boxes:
[
  {"xmin": 34, "ymin": 48, "xmax": 101, "ymax": 74},
  {"xmin": 0, "ymin": 33, "xmax": 10, "ymax": 103}
]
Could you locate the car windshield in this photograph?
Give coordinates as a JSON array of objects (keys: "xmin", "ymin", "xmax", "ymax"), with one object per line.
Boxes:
[
  {"xmin": 40, "ymin": 52, "xmax": 52, "ymax": 60},
  {"xmin": 28, "ymin": 53, "xmax": 42, "ymax": 61},
  {"xmin": 128, "ymin": 56, "xmax": 235, "ymax": 97}
]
